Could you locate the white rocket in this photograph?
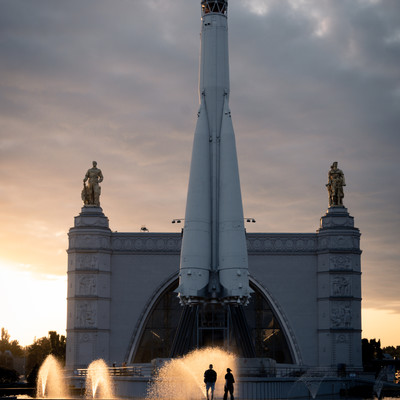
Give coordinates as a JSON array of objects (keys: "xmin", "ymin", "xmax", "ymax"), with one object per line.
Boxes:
[{"xmin": 177, "ymin": 0, "xmax": 251, "ymax": 305}]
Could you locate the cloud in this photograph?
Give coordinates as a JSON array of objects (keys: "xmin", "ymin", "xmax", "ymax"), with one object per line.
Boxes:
[{"xmin": 0, "ymin": 0, "xmax": 399, "ymax": 334}]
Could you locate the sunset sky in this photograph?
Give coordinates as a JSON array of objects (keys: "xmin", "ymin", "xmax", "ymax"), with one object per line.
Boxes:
[{"xmin": 0, "ymin": 0, "xmax": 399, "ymax": 347}]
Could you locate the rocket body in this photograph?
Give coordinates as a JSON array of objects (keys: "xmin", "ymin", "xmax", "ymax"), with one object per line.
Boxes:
[{"xmin": 178, "ymin": 0, "xmax": 250, "ymax": 305}]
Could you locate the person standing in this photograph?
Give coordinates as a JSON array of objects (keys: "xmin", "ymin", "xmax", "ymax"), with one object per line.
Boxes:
[
  {"xmin": 204, "ymin": 364, "xmax": 217, "ymax": 400},
  {"xmin": 223, "ymin": 367, "xmax": 235, "ymax": 400}
]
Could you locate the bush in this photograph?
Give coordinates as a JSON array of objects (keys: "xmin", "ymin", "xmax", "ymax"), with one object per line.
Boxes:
[{"xmin": 0, "ymin": 366, "xmax": 19, "ymax": 384}]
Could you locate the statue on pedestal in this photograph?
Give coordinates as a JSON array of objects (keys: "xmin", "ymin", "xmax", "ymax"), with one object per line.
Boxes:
[
  {"xmin": 82, "ymin": 161, "xmax": 103, "ymax": 207},
  {"xmin": 326, "ymin": 161, "xmax": 346, "ymax": 207}
]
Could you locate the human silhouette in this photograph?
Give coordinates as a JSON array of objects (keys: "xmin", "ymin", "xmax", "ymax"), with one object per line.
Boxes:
[
  {"xmin": 223, "ymin": 367, "xmax": 235, "ymax": 400},
  {"xmin": 204, "ymin": 364, "xmax": 217, "ymax": 400}
]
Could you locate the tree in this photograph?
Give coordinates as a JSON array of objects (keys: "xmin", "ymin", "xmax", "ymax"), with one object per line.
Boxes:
[
  {"xmin": 48, "ymin": 331, "xmax": 66, "ymax": 363},
  {"xmin": 362, "ymin": 338, "xmax": 383, "ymax": 373},
  {"xmin": 1, "ymin": 328, "xmax": 10, "ymax": 343},
  {"xmin": 0, "ymin": 328, "xmax": 24, "ymax": 357},
  {"xmin": 25, "ymin": 331, "xmax": 66, "ymax": 385},
  {"xmin": 383, "ymin": 345, "xmax": 400, "ymax": 359},
  {"xmin": 0, "ymin": 328, "xmax": 24, "ymax": 371},
  {"xmin": 0, "ymin": 366, "xmax": 19, "ymax": 384}
]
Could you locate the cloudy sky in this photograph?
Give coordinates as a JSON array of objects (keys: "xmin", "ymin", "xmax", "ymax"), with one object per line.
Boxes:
[{"xmin": 0, "ymin": 0, "xmax": 399, "ymax": 347}]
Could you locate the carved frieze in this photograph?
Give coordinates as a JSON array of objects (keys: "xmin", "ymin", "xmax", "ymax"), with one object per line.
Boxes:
[
  {"xmin": 78, "ymin": 275, "xmax": 97, "ymax": 296},
  {"xmin": 319, "ymin": 235, "xmax": 358, "ymax": 251},
  {"xmin": 76, "ymin": 301, "xmax": 97, "ymax": 328},
  {"xmin": 80, "ymin": 332, "xmax": 93, "ymax": 343},
  {"xmin": 111, "ymin": 236, "xmax": 182, "ymax": 252},
  {"xmin": 75, "ymin": 254, "xmax": 99, "ymax": 270},
  {"xmin": 76, "ymin": 233, "xmax": 321, "ymax": 254},
  {"xmin": 334, "ymin": 236, "xmax": 353, "ymax": 249},
  {"xmin": 69, "ymin": 234, "xmax": 110, "ymax": 250},
  {"xmin": 331, "ymin": 302, "xmax": 352, "ymax": 328},
  {"xmin": 329, "ymin": 255, "xmax": 352, "ymax": 270},
  {"xmin": 331, "ymin": 276, "xmax": 351, "ymax": 297},
  {"xmin": 321, "ymin": 217, "xmax": 354, "ymax": 228},
  {"xmin": 336, "ymin": 333, "xmax": 349, "ymax": 343},
  {"xmin": 246, "ymin": 236, "xmax": 317, "ymax": 253},
  {"xmin": 75, "ymin": 216, "xmax": 109, "ymax": 228}
]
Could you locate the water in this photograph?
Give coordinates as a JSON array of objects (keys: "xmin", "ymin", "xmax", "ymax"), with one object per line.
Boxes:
[
  {"xmin": 297, "ymin": 369, "xmax": 327, "ymax": 399},
  {"xmin": 85, "ymin": 359, "xmax": 114, "ymax": 399},
  {"xmin": 35, "ymin": 355, "xmax": 114, "ymax": 399},
  {"xmin": 373, "ymin": 369, "xmax": 386, "ymax": 399},
  {"xmin": 18, "ymin": 395, "xmax": 400, "ymax": 400},
  {"xmin": 36, "ymin": 355, "xmax": 68, "ymax": 398},
  {"xmin": 32, "ymin": 353, "xmax": 398, "ymax": 400},
  {"xmin": 147, "ymin": 347, "xmax": 237, "ymax": 400}
]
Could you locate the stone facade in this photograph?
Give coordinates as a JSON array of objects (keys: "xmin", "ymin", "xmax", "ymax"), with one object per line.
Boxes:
[
  {"xmin": 66, "ymin": 206, "xmax": 362, "ymax": 370},
  {"xmin": 317, "ymin": 207, "xmax": 362, "ymax": 367},
  {"xmin": 67, "ymin": 207, "xmax": 112, "ymax": 367}
]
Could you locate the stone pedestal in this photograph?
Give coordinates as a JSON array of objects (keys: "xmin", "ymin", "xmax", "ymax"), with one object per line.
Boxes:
[
  {"xmin": 316, "ymin": 206, "xmax": 362, "ymax": 369},
  {"xmin": 66, "ymin": 207, "xmax": 112, "ymax": 369}
]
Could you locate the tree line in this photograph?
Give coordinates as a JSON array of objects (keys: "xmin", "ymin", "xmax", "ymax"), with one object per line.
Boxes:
[
  {"xmin": 0, "ymin": 327, "xmax": 65, "ymax": 385},
  {"xmin": 1, "ymin": 327, "xmax": 399, "ymax": 385}
]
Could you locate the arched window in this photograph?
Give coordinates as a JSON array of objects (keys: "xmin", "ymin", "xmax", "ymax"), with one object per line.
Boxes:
[
  {"xmin": 132, "ymin": 280, "xmax": 181, "ymax": 363},
  {"xmin": 245, "ymin": 285, "xmax": 294, "ymax": 363},
  {"xmin": 132, "ymin": 279, "xmax": 294, "ymax": 364}
]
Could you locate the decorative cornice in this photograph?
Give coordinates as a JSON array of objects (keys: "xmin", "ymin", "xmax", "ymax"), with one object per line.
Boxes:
[
  {"xmin": 247, "ymin": 234, "xmax": 317, "ymax": 253},
  {"xmin": 67, "ymin": 230, "xmax": 363, "ymax": 255},
  {"xmin": 112, "ymin": 233, "xmax": 182, "ymax": 253},
  {"xmin": 109, "ymin": 233, "xmax": 319, "ymax": 254}
]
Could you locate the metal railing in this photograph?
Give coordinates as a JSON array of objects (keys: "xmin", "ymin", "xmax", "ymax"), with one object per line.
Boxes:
[{"xmin": 76, "ymin": 366, "xmax": 144, "ymax": 377}]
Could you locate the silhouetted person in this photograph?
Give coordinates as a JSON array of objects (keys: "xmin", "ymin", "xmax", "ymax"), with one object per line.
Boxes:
[
  {"xmin": 204, "ymin": 364, "xmax": 217, "ymax": 400},
  {"xmin": 223, "ymin": 367, "xmax": 235, "ymax": 400}
]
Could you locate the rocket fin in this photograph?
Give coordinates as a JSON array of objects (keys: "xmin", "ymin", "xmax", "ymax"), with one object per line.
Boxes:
[
  {"xmin": 218, "ymin": 96, "xmax": 251, "ymax": 302},
  {"xmin": 177, "ymin": 100, "xmax": 212, "ymax": 301}
]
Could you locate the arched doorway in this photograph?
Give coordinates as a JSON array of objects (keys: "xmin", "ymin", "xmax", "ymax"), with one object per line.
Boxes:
[{"xmin": 130, "ymin": 278, "xmax": 295, "ymax": 364}]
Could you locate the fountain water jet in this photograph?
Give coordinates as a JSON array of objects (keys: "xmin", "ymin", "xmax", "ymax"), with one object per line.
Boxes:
[
  {"xmin": 36, "ymin": 354, "xmax": 68, "ymax": 398},
  {"xmin": 85, "ymin": 359, "xmax": 114, "ymax": 399},
  {"xmin": 373, "ymin": 368, "xmax": 385, "ymax": 399},
  {"xmin": 147, "ymin": 347, "xmax": 237, "ymax": 400},
  {"xmin": 297, "ymin": 369, "xmax": 327, "ymax": 399}
]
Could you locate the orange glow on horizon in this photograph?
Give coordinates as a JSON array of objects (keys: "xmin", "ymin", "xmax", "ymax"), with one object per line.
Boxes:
[
  {"xmin": 0, "ymin": 258, "xmax": 67, "ymax": 346},
  {"xmin": 362, "ymin": 308, "xmax": 400, "ymax": 348}
]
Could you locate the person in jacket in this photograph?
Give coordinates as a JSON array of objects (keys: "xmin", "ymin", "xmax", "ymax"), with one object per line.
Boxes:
[{"xmin": 204, "ymin": 364, "xmax": 217, "ymax": 400}]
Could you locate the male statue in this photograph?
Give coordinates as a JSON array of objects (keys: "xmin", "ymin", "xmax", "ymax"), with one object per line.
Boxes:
[
  {"xmin": 82, "ymin": 161, "xmax": 103, "ymax": 207},
  {"xmin": 326, "ymin": 161, "xmax": 345, "ymax": 206}
]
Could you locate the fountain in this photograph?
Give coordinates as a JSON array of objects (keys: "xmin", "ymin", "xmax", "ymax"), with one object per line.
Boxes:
[
  {"xmin": 147, "ymin": 347, "xmax": 237, "ymax": 400},
  {"xmin": 373, "ymin": 368, "xmax": 385, "ymax": 399},
  {"xmin": 287, "ymin": 368, "xmax": 327, "ymax": 400},
  {"xmin": 85, "ymin": 359, "xmax": 114, "ymax": 399},
  {"xmin": 302, "ymin": 371, "xmax": 327, "ymax": 399},
  {"xmin": 36, "ymin": 355, "xmax": 114, "ymax": 399},
  {"xmin": 36, "ymin": 354, "xmax": 69, "ymax": 398}
]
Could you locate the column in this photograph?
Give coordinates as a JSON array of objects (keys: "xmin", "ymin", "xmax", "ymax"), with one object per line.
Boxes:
[
  {"xmin": 66, "ymin": 206, "xmax": 112, "ymax": 369},
  {"xmin": 317, "ymin": 206, "xmax": 362, "ymax": 370}
]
